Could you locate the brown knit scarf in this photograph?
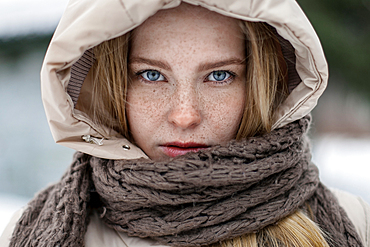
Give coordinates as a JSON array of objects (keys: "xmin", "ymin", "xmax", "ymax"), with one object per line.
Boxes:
[{"xmin": 9, "ymin": 116, "xmax": 364, "ymax": 247}]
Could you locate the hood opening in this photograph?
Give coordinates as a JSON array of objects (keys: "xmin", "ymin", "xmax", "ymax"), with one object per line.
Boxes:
[
  {"xmin": 41, "ymin": 0, "xmax": 327, "ymax": 159},
  {"xmin": 66, "ymin": 24, "xmax": 301, "ymax": 112}
]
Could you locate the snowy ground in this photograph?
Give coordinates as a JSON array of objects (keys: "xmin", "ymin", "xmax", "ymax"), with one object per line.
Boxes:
[
  {"xmin": 312, "ymin": 135, "xmax": 370, "ymax": 203},
  {"xmin": 0, "ymin": 194, "xmax": 28, "ymax": 237}
]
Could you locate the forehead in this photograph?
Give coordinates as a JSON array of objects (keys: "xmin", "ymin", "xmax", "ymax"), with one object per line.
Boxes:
[
  {"xmin": 130, "ymin": 3, "xmax": 245, "ymax": 57},
  {"xmin": 136, "ymin": 3, "xmax": 242, "ymax": 31}
]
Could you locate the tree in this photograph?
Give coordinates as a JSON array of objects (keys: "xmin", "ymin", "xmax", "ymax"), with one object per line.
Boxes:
[{"xmin": 298, "ymin": 0, "xmax": 370, "ymax": 98}]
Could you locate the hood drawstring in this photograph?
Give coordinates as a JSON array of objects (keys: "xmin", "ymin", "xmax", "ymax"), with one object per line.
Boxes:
[{"xmin": 82, "ymin": 135, "xmax": 104, "ymax": 146}]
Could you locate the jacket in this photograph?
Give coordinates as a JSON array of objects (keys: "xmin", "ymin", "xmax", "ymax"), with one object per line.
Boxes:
[
  {"xmin": 39, "ymin": 0, "xmax": 327, "ymax": 160},
  {"xmin": 1, "ymin": 0, "xmax": 369, "ymax": 246}
]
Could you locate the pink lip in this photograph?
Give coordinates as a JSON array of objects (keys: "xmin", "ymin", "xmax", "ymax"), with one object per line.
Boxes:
[{"xmin": 160, "ymin": 142, "xmax": 209, "ymax": 157}]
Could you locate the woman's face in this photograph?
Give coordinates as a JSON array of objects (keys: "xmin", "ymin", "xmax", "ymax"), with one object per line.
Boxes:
[{"xmin": 127, "ymin": 4, "xmax": 246, "ymax": 160}]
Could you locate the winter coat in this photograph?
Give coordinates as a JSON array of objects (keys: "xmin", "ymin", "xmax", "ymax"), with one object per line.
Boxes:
[
  {"xmin": 1, "ymin": 0, "xmax": 370, "ymax": 246},
  {"xmin": 39, "ymin": 0, "xmax": 328, "ymax": 160}
]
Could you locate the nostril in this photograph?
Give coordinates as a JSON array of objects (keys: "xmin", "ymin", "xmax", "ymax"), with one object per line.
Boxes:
[
  {"xmin": 168, "ymin": 106, "xmax": 201, "ymax": 129},
  {"xmin": 167, "ymin": 87, "xmax": 202, "ymax": 129}
]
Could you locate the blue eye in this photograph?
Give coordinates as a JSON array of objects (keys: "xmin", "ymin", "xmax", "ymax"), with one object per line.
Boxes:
[
  {"xmin": 207, "ymin": 71, "xmax": 232, "ymax": 82},
  {"xmin": 140, "ymin": 70, "xmax": 165, "ymax": 82}
]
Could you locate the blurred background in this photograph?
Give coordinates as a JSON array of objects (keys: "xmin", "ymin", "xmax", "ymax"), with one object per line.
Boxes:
[{"xmin": 0, "ymin": 0, "xmax": 369, "ymax": 234}]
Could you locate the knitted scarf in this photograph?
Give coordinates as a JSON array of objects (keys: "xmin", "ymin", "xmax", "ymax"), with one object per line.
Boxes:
[{"xmin": 9, "ymin": 116, "xmax": 363, "ymax": 247}]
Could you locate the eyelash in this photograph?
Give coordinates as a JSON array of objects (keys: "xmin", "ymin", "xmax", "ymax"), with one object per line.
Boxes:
[
  {"xmin": 135, "ymin": 69, "xmax": 236, "ymax": 85},
  {"xmin": 205, "ymin": 70, "xmax": 235, "ymax": 85},
  {"xmin": 136, "ymin": 70, "xmax": 167, "ymax": 83}
]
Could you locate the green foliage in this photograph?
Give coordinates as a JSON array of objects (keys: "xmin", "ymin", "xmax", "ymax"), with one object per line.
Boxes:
[
  {"xmin": 297, "ymin": 0, "xmax": 370, "ymax": 97},
  {"xmin": 0, "ymin": 33, "xmax": 52, "ymax": 62}
]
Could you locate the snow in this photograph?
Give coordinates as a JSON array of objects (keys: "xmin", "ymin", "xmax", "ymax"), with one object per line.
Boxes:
[
  {"xmin": 0, "ymin": 0, "xmax": 69, "ymax": 37},
  {"xmin": 0, "ymin": 194, "xmax": 28, "ymax": 237},
  {"xmin": 312, "ymin": 135, "xmax": 370, "ymax": 203}
]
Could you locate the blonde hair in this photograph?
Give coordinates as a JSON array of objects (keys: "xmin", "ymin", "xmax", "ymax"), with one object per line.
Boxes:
[
  {"xmin": 89, "ymin": 21, "xmax": 329, "ymax": 247},
  {"xmin": 89, "ymin": 33, "xmax": 131, "ymax": 138},
  {"xmin": 236, "ymin": 22, "xmax": 288, "ymax": 138},
  {"xmin": 210, "ymin": 209, "xmax": 330, "ymax": 247}
]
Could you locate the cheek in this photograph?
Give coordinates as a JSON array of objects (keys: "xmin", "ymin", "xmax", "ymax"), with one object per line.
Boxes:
[
  {"xmin": 126, "ymin": 87, "xmax": 164, "ymax": 138},
  {"xmin": 202, "ymin": 85, "xmax": 246, "ymax": 141}
]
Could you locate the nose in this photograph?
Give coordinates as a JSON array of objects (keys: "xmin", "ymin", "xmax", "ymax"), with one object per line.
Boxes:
[{"xmin": 167, "ymin": 86, "xmax": 202, "ymax": 130}]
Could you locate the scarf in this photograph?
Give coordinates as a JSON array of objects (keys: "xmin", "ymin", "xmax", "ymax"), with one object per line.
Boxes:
[{"xmin": 9, "ymin": 116, "xmax": 363, "ymax": 247}]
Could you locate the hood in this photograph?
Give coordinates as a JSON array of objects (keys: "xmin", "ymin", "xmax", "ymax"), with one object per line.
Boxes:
[{"xmin": 41, "ymin": 0, "xmax": 328, "ymax": 160}]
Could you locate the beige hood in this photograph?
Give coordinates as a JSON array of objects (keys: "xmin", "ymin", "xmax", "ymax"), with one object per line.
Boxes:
[{"xmin": 41, "ymin": 0, "xmax": 328, "ymax": 160}]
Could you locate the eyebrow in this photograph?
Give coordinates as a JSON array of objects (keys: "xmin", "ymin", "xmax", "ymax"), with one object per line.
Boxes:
[
  {"xmin": 130, "ymin": 57, "xmax": 246, "ymax": 71},
  {"xmin": 130, "ymin": 57, "xmax": 171, "ymax": 70},
  {"xmin": 198, "ymin": 58, "xmax": 246, "ymax": 71}
]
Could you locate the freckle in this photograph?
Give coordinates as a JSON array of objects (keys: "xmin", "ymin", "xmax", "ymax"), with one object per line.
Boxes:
[{"xmin": 153, "ymin": 89, "xmax": 156, "ymax": 93}]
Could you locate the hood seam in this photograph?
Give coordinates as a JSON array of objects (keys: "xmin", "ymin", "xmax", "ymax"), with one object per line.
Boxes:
[{"xmin": 119, "ymin": 0, "xmax": 135, "ymax": 24}]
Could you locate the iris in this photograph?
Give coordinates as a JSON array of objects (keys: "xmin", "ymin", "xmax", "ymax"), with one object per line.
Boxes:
[
  {"xmin": 146, "ymin": 70, "xmax": 161, "ymax": 81},
  {"xmin": 212, "ymin": 71, "xmax": 227, "ymax": 81}
]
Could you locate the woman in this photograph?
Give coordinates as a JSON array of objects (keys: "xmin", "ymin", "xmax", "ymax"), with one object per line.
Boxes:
[{"xmin": 1, "ymin": 0, "xmax": 369, "ymax": 246}]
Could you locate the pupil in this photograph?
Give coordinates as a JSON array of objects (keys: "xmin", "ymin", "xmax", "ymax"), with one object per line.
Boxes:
[
  {"xmin": 213, "ymin": 71, "xmax": 226, "ymax": 81},
  {"xmin": 148, "ymin": 71, "xmax": 160, "ymax": 81}
]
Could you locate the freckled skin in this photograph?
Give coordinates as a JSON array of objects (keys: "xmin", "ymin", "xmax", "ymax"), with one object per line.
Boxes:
[{"xmin": 126, "ymin": 3, "xmax": 247, "ymax": 160}]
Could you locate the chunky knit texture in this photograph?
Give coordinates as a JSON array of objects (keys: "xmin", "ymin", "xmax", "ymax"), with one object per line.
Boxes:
[{"xmin": 9, "ymin": 117, "xmax": 364, "ymax": 247}]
